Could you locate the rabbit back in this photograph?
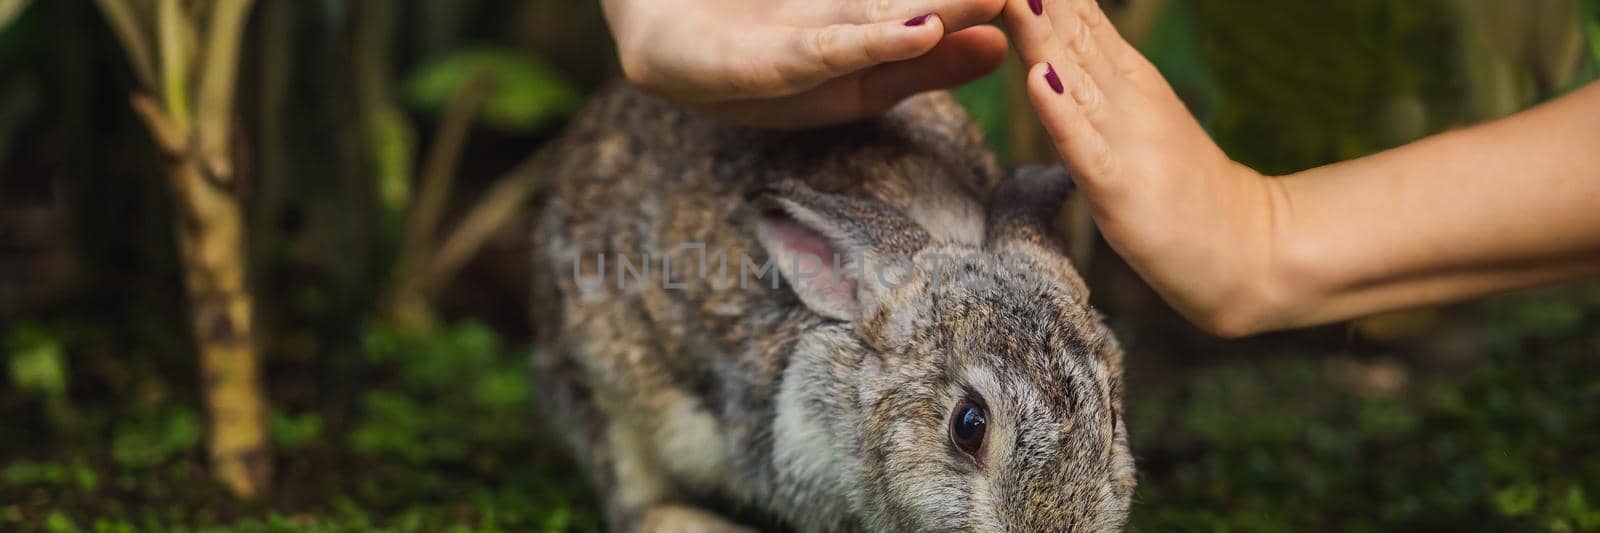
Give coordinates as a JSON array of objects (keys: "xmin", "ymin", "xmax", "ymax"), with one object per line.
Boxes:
[{"xmin": 530, "ymin": 83, "xmax": 1003, "ymax": 530}]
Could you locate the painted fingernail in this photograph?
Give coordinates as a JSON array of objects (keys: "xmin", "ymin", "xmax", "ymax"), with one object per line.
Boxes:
[
  {"xmin": 904, "ymin": 13, "xmax": 933, "ymax": 26},
  {"xmin": 1029, "ymin": 0, "xmax": 1044, "ymax": 15},
  {"xmin": 1044, "ymin": 63, "xmax": 1064, "ymax": 94}
]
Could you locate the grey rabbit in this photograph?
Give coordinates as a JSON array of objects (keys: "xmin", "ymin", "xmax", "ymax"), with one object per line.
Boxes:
[{"xmin": 531, "ymin": 83, "xmax": 1134, "ymax": 532}]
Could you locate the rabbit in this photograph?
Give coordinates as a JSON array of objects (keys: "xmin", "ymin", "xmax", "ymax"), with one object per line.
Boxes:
[{"xmin": 530, "ymin": 82, "xmax": 1135, "ymax": 532}]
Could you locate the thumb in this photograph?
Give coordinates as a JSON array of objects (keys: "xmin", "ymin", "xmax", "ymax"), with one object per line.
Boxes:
[
  {"xmin": 699, "ymin": 26, "xmax": 1008, "ymax": 129},
  {"xmin": 856, "ymin": 25, "xmax": 1009, "ymax": 115},
  {"xmin": 758, "ymin": 15, "xmax": 949, "ymax": 98}
]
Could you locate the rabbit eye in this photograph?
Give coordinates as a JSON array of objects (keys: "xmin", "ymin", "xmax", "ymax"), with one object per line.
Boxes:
[{"xmin": 949, "ymin": 397, "xmax": 987, "ymax": 460}]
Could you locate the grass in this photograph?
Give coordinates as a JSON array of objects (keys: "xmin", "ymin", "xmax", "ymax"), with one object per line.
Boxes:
[
  {"xmin": 3, "ymin": 321, "xmax": 600, "ymax": 532},
  {"xmin": 6, "ymin": 286, "xmax": 1600, "ymax": 531},
  {"xmin": 1126, "ymin": 285, "xmax": 1600, "ymax": 531}
]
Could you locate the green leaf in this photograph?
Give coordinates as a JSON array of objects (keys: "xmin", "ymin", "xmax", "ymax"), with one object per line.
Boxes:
[
  {"xmin": 3, "ymin": 461, "xmax": 68, "ymax": 488},
  {"xmin": 111, "ymin": 406, "xmax": 201, "ymax": 470},
  {"xmin": 372, "ymin": 106, "xmax": 417, "ymax": 223},
  {"xmin": 1582, "ymin": 0, "xmax": 1600, "ymax": 70},
  {"xmin": 1493, "ymin": 483, "xmax": 1541, "ymax": 517},
  {"xmin": 71, "ymin": 461, "xmax": 97, "ymax": 491},
  {"xmin": 1590, "ymin": 22, "xmax": 1600, "ymax": 70},
  {"xmin": 401, "ymin": 47, "xmax": 581, "ymax": 133},
  {"xmin": 272, "ymin": 411, "xmax": 325, "ymax": 450},
  {"xmin": 43, "ymin": 511, "xmax": 75, "ymax": 533},
  {"xmin": 6, "ymin": 323, "xmax": 68, "ymax": 398},
  {"xmin": 472, "ymin": 371, "xmax": 527, "ymax": 409}
]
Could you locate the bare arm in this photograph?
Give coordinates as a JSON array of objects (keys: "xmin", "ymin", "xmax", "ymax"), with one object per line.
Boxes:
[
  {"xmin": 1268, "ymin": 84, "xmax": 1600, "ymax": 331},
  {"xmin": 1003, "ymin": 0, "xmax": 1600, "ymax": 337}
]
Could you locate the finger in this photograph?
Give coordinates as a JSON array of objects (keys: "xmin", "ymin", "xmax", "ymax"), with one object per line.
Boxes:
[
  {"xmin": 701, "ymin": 26, "xmax": 1006, "ymax": 130},
  {"xmin": 858, "ymin": 25, "xmax": 1008, "ymax": 113},
  {"xmin": 1026, "ymin": 62, "xmax": 1119, "ymax": 184},
  {"xmin": 1007, "ymin": 0, "xmax": 1133, "ymax": 109},
  {"xmin": 1048, "ymin": 0, "xmax": 1160, "ymax": 93},
  {"xmin": 838, "ymin": 0, "xmax": 1006, "ymax": 30},
  {"xmin": 1046, "ymin": 0, "xmax": 1120, "ymax": 83},
  {"xmin": 1073, "ymin": 0, "xmax": 1156, "ymax": 81},
  {"xmin": 1001, "ymin": 0, "xmax": 1065, "ymax": 69},
  {"xmin": 764, "ymin": 15, "xmax": 947, "ymax": 98}
]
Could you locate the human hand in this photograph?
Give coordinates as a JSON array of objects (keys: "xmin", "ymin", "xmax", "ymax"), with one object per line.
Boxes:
[
  {"xmin": 602, "ymin": 0, "xmax": 1009, "ymax": 129},
  {"xmin": 1004, "ymin": 0, "xmax": 1283, "ymax": 336}
]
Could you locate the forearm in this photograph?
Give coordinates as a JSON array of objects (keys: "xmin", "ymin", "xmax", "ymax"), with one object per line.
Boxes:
[
  {"xmin": 1004, "ymin": 0, "xmax": 1597, "ymax": 337},
  {"xmin": 1263, "ymin": 82, "xmax": 1600, "ymax": 330}
]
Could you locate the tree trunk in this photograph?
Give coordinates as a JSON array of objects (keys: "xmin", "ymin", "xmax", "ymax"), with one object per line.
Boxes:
[
  {"xmin": 165, "ymin": 153, "xmax": 270, "ymax": 497},
  {"xmin": 98, "ymin": 0, "xmax": 269, "ymax": 497}
]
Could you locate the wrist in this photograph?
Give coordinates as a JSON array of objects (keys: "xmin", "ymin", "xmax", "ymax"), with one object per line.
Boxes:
[
  {"xmin": 1254, "ymin": 165, "xmax": 1340, "ymax": 333},
  {"xmin": 1180, "ymin": 163, "xmax": 1307, "ymax": 338}
]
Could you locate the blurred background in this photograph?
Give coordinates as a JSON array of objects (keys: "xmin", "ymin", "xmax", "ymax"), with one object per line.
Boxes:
[{"xmin": 1, "ymin": 0, "xmax": 1597, "ymax": 530}]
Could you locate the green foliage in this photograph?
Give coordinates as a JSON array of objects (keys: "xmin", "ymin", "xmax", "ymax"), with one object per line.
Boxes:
[
  {"xmin": 330, "ymin": 320, "xmax": 598, "ymax": 531},
  {"xmin": 372, "ymin": 105, "xmax": 418, "ymax": 228},
  {"xmin": 43, "ymin": 511, "xmax": 74, "ymax": 533},
  {"xmin": 1494, "ymin": 482, "xmax": 1541, "ymax": 517},
  {"xmin": 350, "ymin": 321, "xmax": 529, "ymax": 462},
  {"xmin": 5, "ymin": 323, "xmax": 68, "ymax": 399},
  {"xmin": 270, "ymin": 411, "xmax": 323, "ymax": 452},
  {"xmin": 1593, "ymin": 24, "xmax": 1600, "ymax": 67},
  {"xmin": 3, "ymin": 460, "xmax": 97, "ymax": 491},
  {"xmin": 401, "ymin": 47, "xmax": 582, "ymax": 133},
  {"xmin": 1588, "ymin": 0, "xmax": 1600, "ymax": 77},
  {"xmin": 1189, "ymin": 0, "xmax": 1458, "ymax": 175},
  {"xmin": 111, "ymin": 405, "xmax": 202, "ymax": 470},
  {"xmin": 0, "ymin": 320, "xmax": 598, "ymax": 531},
  {"xmin": 1129, "ymin": 285, "xmax": 1600, "ymax": 531},
  {"xmin": 1142, "ymin": 0, "xmax": 1224, "ymax": 127}
]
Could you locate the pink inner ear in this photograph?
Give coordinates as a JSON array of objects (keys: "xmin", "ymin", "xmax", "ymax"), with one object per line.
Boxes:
[
  {"xmin": 765, "ymin": 215, "xmax": 833, "ymax": 261},
  {"xmin": 760, "ymin": 214, "xmax": 858, "ymax": 320}
]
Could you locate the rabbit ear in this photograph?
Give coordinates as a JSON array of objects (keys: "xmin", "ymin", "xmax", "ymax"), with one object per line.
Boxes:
[
  {"xmin": 985, "ymin": 164, "xmax": 1075, "ymax": 251},
  {"xmin": 754, "ymin": 182, "xmax": 930, "ymax": 321}
]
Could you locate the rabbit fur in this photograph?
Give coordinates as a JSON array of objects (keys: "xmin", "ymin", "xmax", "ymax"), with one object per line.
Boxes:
[{"xmin": 531, "ymin": 83, "xmax": 1134, "ymax": 532}]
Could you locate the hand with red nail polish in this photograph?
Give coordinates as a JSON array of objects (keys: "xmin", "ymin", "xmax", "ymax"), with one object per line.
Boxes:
[
  {"xmin": 602, "ymin": 0, "xmax": 1008, "ymax": 129},
  {"xmin": 1005, "ymin": 0, "xmax": 1276, "ymax": 335},
  {"xmin": 1005, "ymin": 0, "xmax": 1600, "ymax": 337}
]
